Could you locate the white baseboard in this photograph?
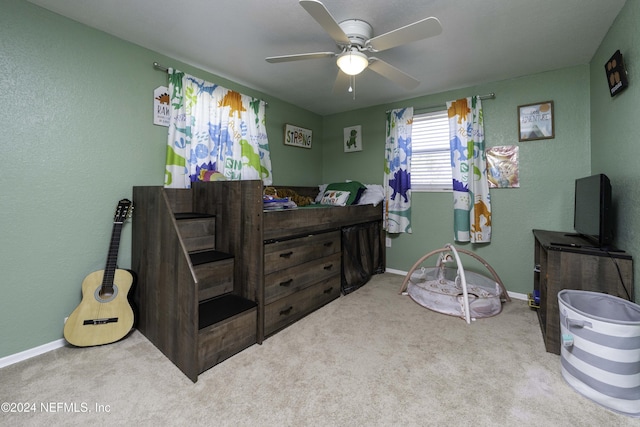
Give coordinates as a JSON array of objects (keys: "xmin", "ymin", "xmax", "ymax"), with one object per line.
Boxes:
[
  {"xmin": 384, "ymin": 268, "xmax": 528, "ymax": 301},
  {"xmin": 385, "ymin": 268, "xmax": 406, "ymax": 276},
  {"xmin": 0, "ymin": 338, "xmax": 67, "ymax": 369},
  {"xmin": 507, "ymin": 291, "xmax": 528, "ymax": 301}
]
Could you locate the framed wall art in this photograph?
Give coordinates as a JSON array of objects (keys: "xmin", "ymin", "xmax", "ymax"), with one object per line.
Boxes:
[
  {"xmin": 284, "ymin": 124, "xmax": 312, "ymax": 149},
  {"xmin": 518, "ymin": 101, "xmax": 554, "ymax": 141},
  {"xmin": 605, "ymin": 49, "xmax": 629, "ymax": 97},
  {"xmin": 344, "ymin": 125, "xmax": 362, "ymax": 152}
]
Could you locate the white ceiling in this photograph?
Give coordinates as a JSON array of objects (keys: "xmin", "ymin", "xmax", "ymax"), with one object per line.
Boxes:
[{"xmin": 27, "ymin": 0, "xmax": 625, "ymax": 115}]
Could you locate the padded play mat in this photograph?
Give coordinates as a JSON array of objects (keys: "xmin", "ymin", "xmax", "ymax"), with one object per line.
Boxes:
[{"xmin": 400, "ymin": 244, "xmax": 509, "ymax": 323}]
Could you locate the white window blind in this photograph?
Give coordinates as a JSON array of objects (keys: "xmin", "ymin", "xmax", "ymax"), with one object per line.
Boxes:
[{"xmin": 411, "ymin": 109, "xmax": 452, "ymax": 191}]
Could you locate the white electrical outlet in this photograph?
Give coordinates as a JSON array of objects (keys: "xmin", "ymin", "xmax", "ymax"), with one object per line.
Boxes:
[
  {"xmin": 64, "ymin": 316, "xmax": 68, "ymax": 324},
  {"xmin": 385, "ymin": 237, "xmax": 392, "ymax": 248}
]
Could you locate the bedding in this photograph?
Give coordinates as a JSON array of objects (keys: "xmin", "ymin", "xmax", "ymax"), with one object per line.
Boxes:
[
  {"xmin": 325, "ymin": 181, "xmax": 366, "ymax": 205},
  {"xmin": 315, "ymin": 182, "xmax": 385, "ymax": 207},
  {"xmin": 264, "ymin": 184, "xmax": 383, "ymax": 241},
  {"xmin": 356, "ymin": 184, "xmax": 384, "ymax": 206},
  {"xmin": 320, "ymin": 190, "xmax": 351, "ymax": 206}
]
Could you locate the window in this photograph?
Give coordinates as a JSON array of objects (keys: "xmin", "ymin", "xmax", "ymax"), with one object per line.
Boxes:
[{"xmin": 411, "ymin": 109, "xmax": 452, "ymax": 191}]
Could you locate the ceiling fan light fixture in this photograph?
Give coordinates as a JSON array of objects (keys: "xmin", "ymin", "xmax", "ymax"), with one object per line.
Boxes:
[{"xmin": 337, "ymin": 49, "xmax": 368, "ymax": 76}]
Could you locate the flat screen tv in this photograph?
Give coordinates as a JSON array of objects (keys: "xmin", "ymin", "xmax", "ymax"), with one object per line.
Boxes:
[{"xmin": 573, "ymin": 174, "xmax": 613, "ymax": 249}]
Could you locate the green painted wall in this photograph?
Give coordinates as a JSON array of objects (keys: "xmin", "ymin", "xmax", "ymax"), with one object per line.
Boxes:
[
  {"xmin": 2, "ymin": 0, "xmax": 636, "ymax": 360},
  {"xmin": 589, "ymin": 0, "xmax": 640, "ymax": 300},
  {"xmin": 0, "ymin": 1, "xmax": 322, "ymax": 358},
  {"xmin": 323, "ymin": 66, "xmax": 592, "ymax": 295}
]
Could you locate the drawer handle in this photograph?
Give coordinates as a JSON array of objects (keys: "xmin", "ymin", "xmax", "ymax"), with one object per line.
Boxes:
[
  {"xmin": 279, "ymin": 278, "xmax": 293, "ymax": 287},
  {"xmin": 279, "ymin": 251, "xmax": 293, "ymax": 258},
  {"xmin": 324, "ymin": 241, "xmax": 333, "ymax": 247},
  {"xmin": 323, "ymin": 287, "xmax": 333, "ymax": 294},
  {"xmin": 323, "ymin": 264, "xmax": 333, "ymax": 270},
  {"xmin": 280, "ymin": 306, "xmax": 293, "ymax": 316}
]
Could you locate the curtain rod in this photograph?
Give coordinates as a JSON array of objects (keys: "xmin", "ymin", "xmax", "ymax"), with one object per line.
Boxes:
[
  {"xmin": 153, "ymin": 61, "xmax": 168, "ymax": 72},
  {"xmin": 153, "ymin": 61, "xmax": 269, "ymax": 106},
  {"xmin": 413, "ymin": 93, "xmax": 495, "ymax": 113}
]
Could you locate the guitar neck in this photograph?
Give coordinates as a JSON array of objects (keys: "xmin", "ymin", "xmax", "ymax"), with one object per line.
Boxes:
[{"xmin": 101, "ymin": 222, "xmax": 124, "ymax": 293}]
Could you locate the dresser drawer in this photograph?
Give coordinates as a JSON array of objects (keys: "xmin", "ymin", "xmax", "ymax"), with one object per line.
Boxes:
[
  {"xmin": 264, "ymin": 252, "xmax": 340, "ymax": 304},
  {"xmin": 264, "ymin": 276, "xmax": 340, "ymax": 336},
  {"xmin": 264, "ymin": 230, "xmax": 340, "ymax": 275}
]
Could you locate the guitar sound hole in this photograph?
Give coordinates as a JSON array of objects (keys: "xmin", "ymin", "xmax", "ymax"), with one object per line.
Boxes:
[
  {"xmin": 95, "ymin": 285, "xmax": 118, "ymax": 303},
  {"xmin": 99, "ymin": 288, "xmax": 114, "ymax": 298}
]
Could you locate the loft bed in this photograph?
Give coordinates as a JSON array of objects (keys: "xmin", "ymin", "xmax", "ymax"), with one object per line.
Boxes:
[
  {"xmin": 263, "ymin": 185, "xmax": 384, "ymax": 240},
  {"xmin": 133, "ymin": 181, "xmax": 386, "ymax": 380}
]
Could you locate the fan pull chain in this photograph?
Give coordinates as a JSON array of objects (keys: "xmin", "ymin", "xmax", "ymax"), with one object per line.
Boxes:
[{"xmin": 349, "ymin": 75, "xmax": 356, "ymax": 100}]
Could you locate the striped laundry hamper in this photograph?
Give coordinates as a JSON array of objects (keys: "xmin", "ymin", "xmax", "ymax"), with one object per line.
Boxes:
[{"xmin": 558, "ymin": 289, "xmax": 640, "ymax": 417}]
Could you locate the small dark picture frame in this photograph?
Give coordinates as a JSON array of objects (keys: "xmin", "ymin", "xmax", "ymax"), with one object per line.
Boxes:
[
  {"xmin": 518, "ymin": 101, "xmax": 554, "ymax": 141},
  {"xmin": 605, "ymin": 50, "xmax": 629, "ymax": 97}
]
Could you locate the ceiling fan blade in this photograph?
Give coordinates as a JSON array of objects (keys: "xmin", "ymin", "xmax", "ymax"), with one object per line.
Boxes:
[
  {"xmin": 299, "ymin": 0, "xmax": 350, "ymax": 45},
  {"xmin": 367, "ymin": 17, "xmax": 442, "ymax": 52},
  {"xmin": 332, "ymin": 70, "xmax": 351, "ymax": 94},
  {"xmin": 266, "ymin": 52, "xmax": 336, "ymax": 63},
  {"xmin": 368, "ymin": 58, "xmax": 420, "ymax": 90}
]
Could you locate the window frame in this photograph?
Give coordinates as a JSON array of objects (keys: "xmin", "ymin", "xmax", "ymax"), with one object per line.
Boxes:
[{"xmin": 411, "ymin": 109, "xmax": 452, "ymax": 192}]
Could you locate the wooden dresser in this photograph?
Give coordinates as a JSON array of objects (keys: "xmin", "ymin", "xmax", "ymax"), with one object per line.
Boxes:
[
  {"xmin": 532, "ymin": 229, "xmax": 634, "ymax": 354},
  {"xmin": 263, "ymin": 230, "xmax": 342, "ymax": 336}
]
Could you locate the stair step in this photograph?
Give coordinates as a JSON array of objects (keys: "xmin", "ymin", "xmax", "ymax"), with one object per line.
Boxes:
[
  {"xmin": 193, "ymin": 253, "xmax": 234, "ymax": 301},
  {"xmin": 174, "ymin": 212, "xmax": 215, "ymax": 220},
  {"xmin": 176, "ymin": 212, "xmax": 217, "ymax": 252},
  {"xmin": 191, "ymin": 250, "xmax": 235, "ymax": 301},
  {"xmin": 190, "ymin": 250, "xmax": 233, "ymax": 266},
  {"xmin": 199, "ymin": 294, "xmax": 257, "ymax": 330}
]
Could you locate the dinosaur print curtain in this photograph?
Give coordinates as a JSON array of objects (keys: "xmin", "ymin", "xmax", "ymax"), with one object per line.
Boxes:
[
  {"xmin": 164, "ymin": 69, "xmax": 272, "ymax": 188},
  {"xmin": 446, "ymin": 96, "xmax": 491, "ymax": 243},
  {"xmin": 383, "ymin": 107, "xmax": 413, "ymax": 234}
]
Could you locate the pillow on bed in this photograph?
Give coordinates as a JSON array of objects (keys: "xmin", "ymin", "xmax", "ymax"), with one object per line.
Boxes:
[
  {"xmin": 357, "ymin": 184, "xmax": 385, "ymax": 206},
  {"xmin": 315, "ymin": 184, "xmax": 329, "ymax": 203},
  {"xmin": 320, "ymin": 190, "xmax": 351, "ymax": 206},
  {"xmin": 326, "ymin": 181, "xmax": 366, "ymax": 205}
]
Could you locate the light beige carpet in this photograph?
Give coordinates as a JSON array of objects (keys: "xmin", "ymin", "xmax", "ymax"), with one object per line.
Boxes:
[{"xmin": 0, "ymin": 273, "xmax": 636, "ymax": 426}]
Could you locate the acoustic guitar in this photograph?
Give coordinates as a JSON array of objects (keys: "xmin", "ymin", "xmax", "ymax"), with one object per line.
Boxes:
[{"xmin": 64, "ymin": 199, "xmax": 135, "ymax": 347}]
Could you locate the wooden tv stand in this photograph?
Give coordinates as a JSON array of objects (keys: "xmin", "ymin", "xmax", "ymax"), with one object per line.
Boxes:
[{"xmin": 532, "ymin": 229, "xmax": 634, "ymax": 354}]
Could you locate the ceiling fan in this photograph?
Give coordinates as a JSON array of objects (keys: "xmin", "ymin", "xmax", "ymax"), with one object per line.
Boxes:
[{"xmin": 265, "ymin": 0, "xmax": 442, "ymax": 93}]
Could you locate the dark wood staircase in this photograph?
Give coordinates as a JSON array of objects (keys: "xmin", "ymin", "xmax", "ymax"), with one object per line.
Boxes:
[
  {"xmin": 132, "ymin": 182, "xmax": 263, "ymax": 382},
  {"xmin": 176, "ymin": 212, "xmax": 235, "ymax": 300}
]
